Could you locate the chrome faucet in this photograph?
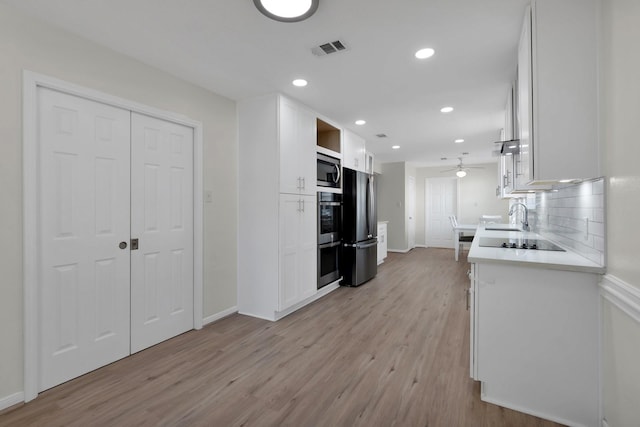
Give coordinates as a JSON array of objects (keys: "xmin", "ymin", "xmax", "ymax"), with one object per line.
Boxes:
[{"xmin": 509, "ymin": 202, "xmax": 530, "ymax": 231}]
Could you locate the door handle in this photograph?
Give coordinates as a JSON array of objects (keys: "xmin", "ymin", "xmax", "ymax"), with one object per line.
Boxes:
[
  {"xmin": 131, "ymin": 238, "xmax": 139, "ymax": 250},
  {"xmin": 119, "ymin": 241, "xmax": 127, "ymax": 250}
]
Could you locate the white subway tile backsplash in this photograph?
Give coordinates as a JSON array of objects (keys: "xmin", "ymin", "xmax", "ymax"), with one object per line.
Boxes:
[{"xmin": 531, "ymin": 177, "xmax": 606, "ymax": 267}]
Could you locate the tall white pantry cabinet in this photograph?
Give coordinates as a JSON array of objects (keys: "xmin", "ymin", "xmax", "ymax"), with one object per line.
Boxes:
[{"xmin": 238, "ymin": 94, "xmax": 317, "ymax": 320}]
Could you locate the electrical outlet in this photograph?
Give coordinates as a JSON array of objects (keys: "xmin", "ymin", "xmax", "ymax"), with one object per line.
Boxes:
[{"xmin": 205, "ymin": 190, "xmax": 213, "ymax": 203}]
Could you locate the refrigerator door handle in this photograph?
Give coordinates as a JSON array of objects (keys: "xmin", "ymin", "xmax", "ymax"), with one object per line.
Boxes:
[
  {"xmin": 355, "ymin": 239, "xmax": 378, "ymax": 249},
  {"xmin": 368, "ymin": 175, "xmax": 375, "ymax": 237}
]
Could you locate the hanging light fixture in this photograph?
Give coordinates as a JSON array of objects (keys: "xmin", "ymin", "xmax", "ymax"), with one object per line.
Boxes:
[
  {"xmin": 456, "ymin": 170, "xmax": 467, "ymax": 178},
  {"xmin": 254, "ymin": 0, "xmax": 319, "ymax": 22}
]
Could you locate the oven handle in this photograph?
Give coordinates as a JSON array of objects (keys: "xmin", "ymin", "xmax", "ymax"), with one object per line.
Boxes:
[
  {"xmin": 319, "ymin": 201, "xmax": 341, "ymax": 207},
  {"xmin": 319, "ymin": 241, "xmax": 342, "ymax": 249}
]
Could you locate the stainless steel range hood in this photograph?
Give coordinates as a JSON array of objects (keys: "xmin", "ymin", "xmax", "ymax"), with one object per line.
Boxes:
[{"xmin": 495, "ymin": 139, "xmax": 520, "ymax": 155}]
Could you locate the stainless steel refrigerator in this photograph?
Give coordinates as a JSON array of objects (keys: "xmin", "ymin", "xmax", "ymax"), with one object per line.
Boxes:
[{"xmin": 341, "ymin": 168, "xmax": 377, "ymax": 286}]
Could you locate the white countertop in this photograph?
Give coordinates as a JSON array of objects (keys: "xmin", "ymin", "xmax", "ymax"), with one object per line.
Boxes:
[
  {"xmin": 377, "ymin": 221, "xmax": 389, "ymax": 225},
  {"xmin": 468, "ymin": 225, "xmax": 605, "ymax": 274}
]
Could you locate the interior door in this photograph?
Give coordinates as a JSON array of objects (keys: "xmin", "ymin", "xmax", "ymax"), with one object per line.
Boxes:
[
  {"xmin": 408, "ymin": 175, "xmax": 416, "ymax": 249},
  {"xmin": 425, "ymin": 177, "xmax": 457, "ymax": 248},
  {"xmin": 38, "ymin": 87, "xmax": 131, "ymax": 391},
  {"xmin": 130, "ymin": 113, "xmax": 194, "ymax": 353}
]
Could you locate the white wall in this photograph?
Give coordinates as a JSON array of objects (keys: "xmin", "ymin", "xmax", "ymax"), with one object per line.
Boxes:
[
  {"xmin": 0, "ymin": 3, "xmax": 238, "ymax": 403},
  {"xmin": 600, "ymin": 0, "xmax": 640, "ymax": 425},
  {"xmin": 377, "ymin": 162, "xmax": 408, "ymax": 251},
  {"xmin": 414, "ymin": 163, "xmax": 509, "ymax": 247}
]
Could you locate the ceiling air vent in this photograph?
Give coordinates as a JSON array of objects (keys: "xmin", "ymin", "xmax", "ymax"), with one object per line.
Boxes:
[
  {"xmin": 376, "ymin": 133, "xmax": 387, "ymax": 138},
  {"xmin": 312, "ymin": 40, "xmax": 349, "ymax": 57}
]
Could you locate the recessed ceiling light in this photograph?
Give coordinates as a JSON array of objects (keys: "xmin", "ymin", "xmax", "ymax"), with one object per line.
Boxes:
[
  {"xmin": 292, "ymin": 79, "xmax": 308, "ymax": 87},
  {"xmin": 415, "ymin": 48, "xmax": 435, "ymax": 59},
  {"xmin": 355, "ymin": 120, "xmax": 366, "ymax": 126},
  {"xmin": 455, "ymin": 139, "xmax": 464, "ymax": 143},
  {"xmin": 440, "ymin": 106, "xmax": 454, "ymax": 113},
  {"xmin": 392, "ymin": 145, "xmax": 400, "ymax": 150},
  {"xmin": 254, "ymin": 0, "xmax": 319, "ymax": 22}
]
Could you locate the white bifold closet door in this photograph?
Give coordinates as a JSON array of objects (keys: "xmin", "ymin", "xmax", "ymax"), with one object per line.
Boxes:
[{"xmin": 38, "ymin": 88, "xmax": 194, "ymax": 392}]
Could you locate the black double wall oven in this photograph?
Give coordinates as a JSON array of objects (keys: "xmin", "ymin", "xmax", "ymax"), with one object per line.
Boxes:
[{"xmin": 317, "ymin": 192, "xmax": 342, "ymax": 289}]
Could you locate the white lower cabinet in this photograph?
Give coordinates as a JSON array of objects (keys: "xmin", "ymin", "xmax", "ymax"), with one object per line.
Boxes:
[
  {"xmin": 377, "ymin": 222, "xmax": 387, "ymax": 265},
  {"xmin": 279, "ymin": 194, "xmax": 317, "ymax": 311},
  {"xmin": 469, "ymin": 262, "xmax": 599, "ymax": 427}
]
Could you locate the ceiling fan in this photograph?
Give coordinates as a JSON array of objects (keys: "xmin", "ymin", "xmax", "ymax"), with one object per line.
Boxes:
[{"xmin": 440, "ymin": 157, "xmax": 484, "ymax": 178}]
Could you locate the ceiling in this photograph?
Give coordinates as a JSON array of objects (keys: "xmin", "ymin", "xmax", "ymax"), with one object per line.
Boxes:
[{"xmin": 5, "ymin": 0, "xmax": 529, "ymax": 167}]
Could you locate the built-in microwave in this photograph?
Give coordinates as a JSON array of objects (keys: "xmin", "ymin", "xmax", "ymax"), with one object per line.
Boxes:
[{"xmin": 317, "ymin": 153, "xmax": 341, "ymax": 188}]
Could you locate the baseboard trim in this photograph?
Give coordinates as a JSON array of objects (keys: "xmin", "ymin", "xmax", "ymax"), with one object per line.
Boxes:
[
  {"xmin": 275, "ymin": 282, "xmax": 340, "ymax": 321},
  {"xmin": 600, "ymin": 274, "xmax": 640, "ymax": 324},
  {"xmin": 202, "ymin": 306, "xmax": 238, "ymax": 326},
  {"xmin": 480, "ymin": 388, "xmax": 587, "ymax": 427},
  {"xmin": 387, "ymin": 248, "xmax": 410, "ymax": 253},
  {"xmin": 0, "ymin": 392, "xmax": 24, "ymax": 412},
  {"xmin": 414, "ymin": 244, "xmax": 428, "ymax": 248}
]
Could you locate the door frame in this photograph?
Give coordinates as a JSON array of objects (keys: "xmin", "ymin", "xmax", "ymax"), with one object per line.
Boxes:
[
  {"xmin": 22, "ymin": 71, "xmax": 204, "ymax": 402},
  {"xmin": 424, "ymin": 177, "xmax": 460, "ymax": 248}
]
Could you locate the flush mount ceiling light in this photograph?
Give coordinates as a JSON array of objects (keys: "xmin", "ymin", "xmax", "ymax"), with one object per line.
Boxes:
[
  {"xmin": 292, "ymin": 78, "xmax": 308, "ymax": 87},
  {"xmin": 440, "ymin": 106, "xmax": 454, "ymax": 113},
  {"xmin": 415, "ymin": 48, "xmax": 435, "ymax": 59},
  {"xmin": 454, "ymin": 139, "xmax": 464, "ymax": 143},
  {"xmin": 355, "ymin": 120, "xmax": 366, "ymax": 126},
  {"xmin": 254, "ymin": 0, "xmax": 319, "ymax": 22},
  {"xmin": 392, "ymin": 145, "xmax": 400, "ymax": 150},
  {"xmin": 456, "ymin": 170, "xmax": 467, "ymax": 178}
]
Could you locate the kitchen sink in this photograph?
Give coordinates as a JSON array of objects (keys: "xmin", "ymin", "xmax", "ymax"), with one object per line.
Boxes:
[{"xmin": 478, "ymin": 237, "xmax": 565, "ymax": 251}]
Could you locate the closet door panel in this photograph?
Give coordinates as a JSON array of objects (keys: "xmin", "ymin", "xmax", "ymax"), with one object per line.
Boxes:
[
  {"xmin": 130, "ymin": 113, "xmax": 194, "ymax": 353},
  {"xmin": 38, "ymin": 87, "xmax": 131, "ymax": 391}
]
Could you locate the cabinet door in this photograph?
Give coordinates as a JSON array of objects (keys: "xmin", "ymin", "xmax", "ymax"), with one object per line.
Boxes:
[
  {"xmin": 298, "ymin": 195, "xmax": 317, "ymax": 300},
  {"xmin": 279, "ymin": 194, "xmax": 317, "ymax": 311},
  {"xmin": 501, "ymin": 155, "xmax": 515, "ymax": 196},
  {"xmin": 469, "ymin": 263, "xmax": 478, "ymax": 380},
  {"xmin": 279, "ymin": 194, "xmax": 301, "ymax": 310},
  {"xmin": 377, "ymin": 224, "xmax": 387, "ymax": 264},
  {"xmin": 516, "ymin": 7, "xmax": 534, "ymax": 189},
  {"xmin": 279, "ymin": 98, "xmax": 316, "ymax": 194},
  {"xmin": 297, "ymin": 108, "xmax": 317, "ymax": 195},
  {"xmin": 279, "ymin": 98, "xmax": 301, "ymax": 194},
  {"xmin": 343, "ymin": 129, "xmax": 365, "ymax": 172},
  {"xmin": 365, "ymin": 151, "xmax": 375, "ymax": 174}
]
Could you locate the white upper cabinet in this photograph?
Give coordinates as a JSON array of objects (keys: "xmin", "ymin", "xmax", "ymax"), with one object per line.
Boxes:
[
  {"xmin": 279, "ymin": 97, "xmax": 316, "ymax": 195},
  {"xmin": 516, "ymin": 0, "xmax": 600, "ymax": 184},
  {"xmin": 365, "ymin": 151, "xmax": 375, "ymax": 174},
  {"xmin": 498, "ymin": 84, "xmax": 516, "ymax": 198},
  {"xmin": 342, "ymin": 129, "xmax": 366, "ymax": 172}
]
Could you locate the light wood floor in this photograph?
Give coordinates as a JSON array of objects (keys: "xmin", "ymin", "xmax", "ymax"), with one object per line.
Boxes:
[{"xmin": 1, "ymin": 248, "xmax": 562, "ymax": 427}]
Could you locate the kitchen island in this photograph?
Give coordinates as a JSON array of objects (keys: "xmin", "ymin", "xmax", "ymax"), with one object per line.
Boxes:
[{"xmin": 467, "ymin": 226, "xmax": 604, "ymax": 427}]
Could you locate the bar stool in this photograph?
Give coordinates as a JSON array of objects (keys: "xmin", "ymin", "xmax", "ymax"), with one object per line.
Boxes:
[{"xmin": 449, "ymin": 215, "xmax": 474, "ymax": 261}]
